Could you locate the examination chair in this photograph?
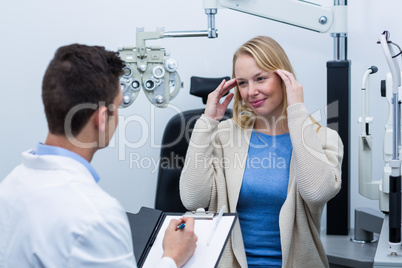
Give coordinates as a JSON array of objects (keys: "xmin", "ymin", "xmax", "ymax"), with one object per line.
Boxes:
[{"xmin": 155, "ymin": 76, "xmax": 232, "ymax": 212}]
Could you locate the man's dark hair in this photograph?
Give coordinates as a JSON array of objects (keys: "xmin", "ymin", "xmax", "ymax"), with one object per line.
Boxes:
[{"xmin": 42, "ymin": 44, "xmax": 124, "ymax": 136}]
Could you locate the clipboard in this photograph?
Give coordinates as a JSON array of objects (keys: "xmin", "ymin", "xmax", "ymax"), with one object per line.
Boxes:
[{"xmin": 126, "ymin": 207, "xmax": 237, "ymax": 268}]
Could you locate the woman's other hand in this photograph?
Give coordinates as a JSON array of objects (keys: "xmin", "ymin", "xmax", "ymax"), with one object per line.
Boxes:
[
  {"xmin": 275, "ymin": 69, "xmax": 304, "ymax": 106},
  {"xmin": 204, "ymin": 79, "xmax": 237, "ymax": 121}
]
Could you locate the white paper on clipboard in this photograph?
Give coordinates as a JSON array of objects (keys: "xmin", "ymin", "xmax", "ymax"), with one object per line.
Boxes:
[{"xmin": 142, "ymin": 214, "xmax": 236, "ymax": 268}]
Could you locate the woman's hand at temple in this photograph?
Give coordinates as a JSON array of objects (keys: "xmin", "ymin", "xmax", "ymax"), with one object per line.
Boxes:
[{"xmin": 204, "ymin": 79, "xmax": 237, "ymax": 121}]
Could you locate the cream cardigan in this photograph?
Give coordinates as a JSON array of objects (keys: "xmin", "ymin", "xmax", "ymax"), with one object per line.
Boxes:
[{"xmin": 180, "ymin": 103, "xmax": 343, "ymax": 268}]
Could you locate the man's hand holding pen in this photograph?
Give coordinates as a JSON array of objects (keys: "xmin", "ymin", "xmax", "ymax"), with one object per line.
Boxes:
[{"xmin": 162, "ymin": 217, "xmax": 198, "ymax": 267}]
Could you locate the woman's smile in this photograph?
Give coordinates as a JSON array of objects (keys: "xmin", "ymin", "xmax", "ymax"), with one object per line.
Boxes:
[{"xmin": 250, "ymin": 98, "xmax": 267, "ymax": 108}]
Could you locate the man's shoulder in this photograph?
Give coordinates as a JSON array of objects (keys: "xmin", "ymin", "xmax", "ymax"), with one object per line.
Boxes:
[
  {"xmin": 79, "ymin": 182, "xmax": 127, "ymax": 219},
  {"xmin": 1, "ymin": 154, "xmax": 127, "ymax": 231}
]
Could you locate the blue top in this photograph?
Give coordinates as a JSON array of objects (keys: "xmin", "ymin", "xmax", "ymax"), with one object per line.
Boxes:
[
  {"xmin": 34, "ymin": 143, "xmax": 100, "ymax": 183},
  {"xmin": 237, "ymin": 131, "xmax": 292, "ymax": 267}
]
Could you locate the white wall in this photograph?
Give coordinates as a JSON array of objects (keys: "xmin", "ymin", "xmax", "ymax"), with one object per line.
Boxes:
[{"xmin": 1, "ymin": 0, "xmax": 401, "ymax": 230}]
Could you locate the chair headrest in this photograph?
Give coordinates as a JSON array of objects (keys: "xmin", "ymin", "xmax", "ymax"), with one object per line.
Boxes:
[{"xmin": 190, "ymin": 76, "xmax": 231, "ymax": 104}]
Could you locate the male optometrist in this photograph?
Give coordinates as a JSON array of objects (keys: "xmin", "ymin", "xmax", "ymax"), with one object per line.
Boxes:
[{"xmin": 0, "ymin": 44, "xmax": 197, "ymax": 268}]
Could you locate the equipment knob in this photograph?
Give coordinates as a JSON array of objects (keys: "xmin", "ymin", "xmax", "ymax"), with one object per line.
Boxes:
[
  {"xmin": 123, "ymin": 95, "xmax": 131, "ymax": 104},
  {"xmin": 165, "ymin": 58, "xmax": 178, "ymax": 72},
  {"xmin": 154, "ymin": 95, "xmax": 165, "ymax": 106}
]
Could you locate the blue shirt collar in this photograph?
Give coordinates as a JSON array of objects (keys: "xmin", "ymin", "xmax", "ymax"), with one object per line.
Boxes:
[{"xmin": 34, "ymin": 143, "xmax": 100, "ymax": 183}]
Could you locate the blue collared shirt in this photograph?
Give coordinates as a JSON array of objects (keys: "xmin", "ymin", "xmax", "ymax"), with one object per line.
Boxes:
[{"xmin": 34, "ymin": 143, "xmax": 101, "ymax": 183}]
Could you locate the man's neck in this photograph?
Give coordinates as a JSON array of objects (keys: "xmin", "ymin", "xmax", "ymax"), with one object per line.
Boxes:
[{"xmin": 44, "ymin": 133, "xmax": 96, "ymax": 162}]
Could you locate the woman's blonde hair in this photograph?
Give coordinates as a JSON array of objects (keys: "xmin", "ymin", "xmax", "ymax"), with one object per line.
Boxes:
[{"xmin": 232, "ymin": 36, "xmax": 294, "ymax": 129}]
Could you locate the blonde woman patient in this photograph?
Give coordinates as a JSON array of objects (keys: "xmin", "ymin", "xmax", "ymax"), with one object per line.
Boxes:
[{"xmin": 180, "ymin": 36, "xmax": 343, "ymax": 268}]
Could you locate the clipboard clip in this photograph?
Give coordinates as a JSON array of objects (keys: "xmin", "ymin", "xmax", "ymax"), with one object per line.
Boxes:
[{"xmin": 183, "ymin": 208, "xmax": 215, "ymax": 219}]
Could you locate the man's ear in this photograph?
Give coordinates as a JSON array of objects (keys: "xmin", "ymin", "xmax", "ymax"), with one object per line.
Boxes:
[{"xmin": 94, "ymin": 106, "xmax": 109, "ymax": 133}]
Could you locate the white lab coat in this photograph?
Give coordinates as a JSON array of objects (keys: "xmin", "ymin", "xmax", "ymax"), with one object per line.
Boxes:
[{"xmin": 0, "ymin": 150, "xmax": 176, "ymax": 268}]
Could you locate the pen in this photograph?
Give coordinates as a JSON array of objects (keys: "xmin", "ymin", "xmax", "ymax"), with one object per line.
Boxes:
[
  {"xmin": 177, "ymin": 223, "xmax": 185, "ymax": 230},
  {"xmin": 207, "ymin": 205, "xmax": 226, "ymax": 246}
]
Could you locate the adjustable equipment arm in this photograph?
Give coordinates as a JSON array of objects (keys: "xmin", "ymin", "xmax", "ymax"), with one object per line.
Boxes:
[{"xmin": 203, "ymin": 0, "xmax": 347, "ymax": 34}]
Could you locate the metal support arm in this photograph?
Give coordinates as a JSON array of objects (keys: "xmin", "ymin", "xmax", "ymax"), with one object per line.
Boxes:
[{"xmin": 204, "ymin": 0, "xmax": 346, "ymax": 34}]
